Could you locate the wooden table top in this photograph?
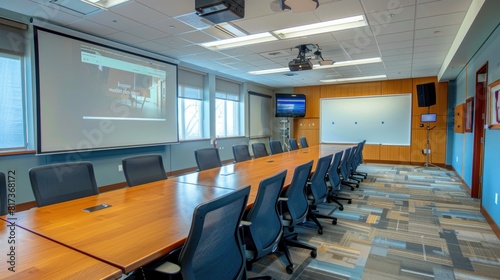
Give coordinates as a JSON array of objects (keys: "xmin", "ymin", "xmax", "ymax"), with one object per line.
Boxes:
[
  {"xmin": 173, "ymin": 144, "xmax": 350, "ymax": 202},
  {"xmin": 10, "ymin": 181, "xmax": 235, "ymax": 274},
  {"xmin": 0, "ymin": 220, "xmax": 122, "ymax": 280}
]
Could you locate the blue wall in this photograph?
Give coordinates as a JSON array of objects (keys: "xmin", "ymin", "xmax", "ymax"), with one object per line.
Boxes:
[{"xmin": 448, "ymin": 24, "xmax": 500, "ymax": 227}]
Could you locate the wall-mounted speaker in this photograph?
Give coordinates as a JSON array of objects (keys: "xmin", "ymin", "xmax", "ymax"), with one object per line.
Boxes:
[{"xmin": 416, "ymin": 82, "xmax": 436, "ymax": 107}]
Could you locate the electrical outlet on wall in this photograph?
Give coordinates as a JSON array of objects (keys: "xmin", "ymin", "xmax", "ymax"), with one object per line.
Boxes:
[
  {"xmin": 456, "ymin": 156, "xmax": 459, "ymax": 163},
  {"xmin": 495, "ymin": 193, "xmax": 498, "ymax": 205},
  {"xmin": 118, "ymin": 164, "xmax": 122, "ymax": 172}
]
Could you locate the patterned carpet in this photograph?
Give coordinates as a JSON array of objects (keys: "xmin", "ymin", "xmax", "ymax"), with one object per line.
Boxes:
[{"xmin": 248, "ymin": 164, "xmax": 500, "ymax": 280}]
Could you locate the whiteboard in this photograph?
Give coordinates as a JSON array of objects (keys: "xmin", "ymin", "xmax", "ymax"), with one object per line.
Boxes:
[
  {"xmin": 249, "ymin": 92, "xmax": 272, "ymax": 138},
  {"xmin": 320, "ymin": 94, "xmax": 412, "ymax": 145}
]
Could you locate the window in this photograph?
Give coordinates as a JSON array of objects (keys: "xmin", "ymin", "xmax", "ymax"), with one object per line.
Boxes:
[
  {"xmin": 178, "ymin": 69, "xmax": 204, "ymax": 140},
  {"xmin": 0, "ymin": 21, "xmax": 28, "ymax": 151},
  {"xmin": 215, "ymin": 78, "xmax": 241, "ymax": 137}
]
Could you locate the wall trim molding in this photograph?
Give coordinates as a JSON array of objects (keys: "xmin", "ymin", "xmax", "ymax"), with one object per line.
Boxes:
[{"xmin": 481, "ymin": 206, "xmax": 500, "ymax": 240}]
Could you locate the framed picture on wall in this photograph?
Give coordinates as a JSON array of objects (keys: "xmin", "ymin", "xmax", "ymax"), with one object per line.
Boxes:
[
  {"xmin": 465, "ymin": 97, "xmax": 474, "ymax": 132},
  {"xmin": 488, "ymin": 79, "xmax": 500, "ymax": 129}
]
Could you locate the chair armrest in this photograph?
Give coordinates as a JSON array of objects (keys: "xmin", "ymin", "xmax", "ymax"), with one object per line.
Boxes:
[
  {"xmin": 155, "ymin": 261, "xmax": 181, "ymax": 275},
  {"xmin": 240, "ymin": 220, "xmax": 252, "ymax": 227}
]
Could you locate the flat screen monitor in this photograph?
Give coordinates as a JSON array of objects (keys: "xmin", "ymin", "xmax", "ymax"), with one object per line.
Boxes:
[
  {"xmin": 421, "ymin": 113, "xmax": 437, "ymax": 122},
  {"xmin": 275, "ymin": 93, "xmax": 306, "ymax": 118}
]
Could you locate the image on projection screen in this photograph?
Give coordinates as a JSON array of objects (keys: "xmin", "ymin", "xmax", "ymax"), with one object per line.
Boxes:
[{"xmin": 35, "ymin": 28, "xmax": 178, "ymax": 153}]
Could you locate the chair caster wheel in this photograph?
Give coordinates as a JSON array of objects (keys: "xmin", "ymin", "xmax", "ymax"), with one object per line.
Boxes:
[
  {"xmin": 318, "ymin": 228, "xmax": 323, "ymax": 234},
  {"xmin": 286, "ymin": 265, "xmax": 293, "ymax": 274},
  {"xmin": 339, "ymin": 206, "xmax": 344, "ymax": 211},
  {"xmin": 311, "ymin": 250, "xmax": 317, "ymax": 258},
  {"xmin": 246, "ymin": 263, "xmax": 253, "ymax": 271},
  {"xmin": 348, "ymin": 200, "xmax": 352, "ymax": 204},
  {"xmin": 332, "ymin": 219, "xmax": 337, "ymax": 225}
]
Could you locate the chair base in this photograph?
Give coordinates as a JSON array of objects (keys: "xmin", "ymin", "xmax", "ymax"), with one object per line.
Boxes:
[{"xmin": 284, "ymin": 232, "xmax": 317, "ymax": 258}]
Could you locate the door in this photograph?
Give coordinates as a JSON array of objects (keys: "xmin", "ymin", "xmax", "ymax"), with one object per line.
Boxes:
[{"xmin": 471, "ymin": 63, "xmax": 487, "ymax": 199}]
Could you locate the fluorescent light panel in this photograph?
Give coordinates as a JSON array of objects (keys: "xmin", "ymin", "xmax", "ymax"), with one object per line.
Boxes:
[
  {"xmin": 248, "ymin": 57, "xmax": 382, "ymax": 75},
  {"xmin": 200, "ymin": 32, "xmax": 277, "ymax": 50},
  {"xmin": 81, "ymin": 0, "xmax": 130, "ymax": 9},
  {"xmin": 320, "ymin": 75, "xmax": 387, "ymax": 83},
  {"xmin": 200, "ymin": 15, "xmax": 366, "ymax": 50},
  {"xmin": 272, "ymin": 15, "xmax": 366, "ymax": 39}
]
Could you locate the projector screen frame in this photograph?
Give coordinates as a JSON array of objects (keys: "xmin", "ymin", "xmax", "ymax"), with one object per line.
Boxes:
[{"xmin": 34, "ymin": 25, "xmax": 179, "ymax": 154}]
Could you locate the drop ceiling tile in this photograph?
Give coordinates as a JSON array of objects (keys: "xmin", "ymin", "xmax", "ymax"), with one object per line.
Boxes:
[
  {"xmin": 125, "ymin": 25, "xmax": 169, "ymax": 40},
  {"xmin": 176, "ymin": 30, "xmax": 216, "ymax": 44},
  {"xmin": 367, "ymin": 5, "xmax": 415, "ymax": 25},
  {"xmin": 136, "ymin": 0, "xmax": 194, "ymax": 18},
  {"xmin": 110, "ymin": 1, "xmax": 169, "ymax": 25},
  {"xmin": 154, "ymin": 36, "xmax": 193, "ymax": 48},
  {"xmin": 415, "ymin": 24, "xmax": 460, "ymax": 39},
  {"xmin": 85, "ymin": 10, "xmax": 142, "ymax": 31},
  {"xmin": 313, "ymin": 0, "xmax": 364, "ymax": 21},
  {"xmin": 414, "ymin": 35, "xmax": 455, "ymax": 46},
  {"xmin": 378, "ymin": 40, "xmax": 413, "ymax": 50},
  {"xmin": 375, "ymin": 31, "xmax": 414, "ymax": 44},
  {"xmin": 66, "ymin": 19, "xmax": 118, "ymax": 36},
  {"xmin": 361, "ymin": 0, "xmax": 416, "ymax": 13},
  {"xmin": 416, "ymin": 0, "xmax": 472, "ymax": 19},
  {"xmin": 151, "ymin": 18, "xmax": 198, "ymax": 36},
  {"xmin": 370, "ymin": 20, "xmax": 415, "ymax": 36},
  {"xmin": 415, "ymin": 11, "xmax": 466, "ymax": 30},
  {"xmin": 106, "ymin": 31, "xmax": 146, "ymax": 44}
]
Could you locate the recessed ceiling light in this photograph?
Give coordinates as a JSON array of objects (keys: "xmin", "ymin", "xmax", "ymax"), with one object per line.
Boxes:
[
  {"xmin": 248, "ymin": 57, "xmax": 382, "ymax": 75},
  {"xmin": 80, "ymin": 0, "xmax": 131, "ymax": 9},
  {"xmin": 320, "ymin": 75, "xmax": 387, "ymax": 83},
  {"xmin": 200, "ymin": 15, "xmax": 366, "ymax": 50}
]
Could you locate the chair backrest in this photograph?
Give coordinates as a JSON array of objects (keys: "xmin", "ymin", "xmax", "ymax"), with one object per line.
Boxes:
[
  {"xmin": 283, "ymin": 160, "xmax": 313, "ymax": 227},
  {"xmin": 232, "ymin": 145, "xmax": 252, "ymax": 163},
  {"xmin": 0, "ymin": 172, "xmax": 7, "ymax": 216},
  {"xmin": 122, "ymin": 154, "xmax": 167, "ymax": 187},
  {"xmin": 308, "ymin": 154, "xmax": 333, "ymax": 205},
  {"xmin": 29, "ymin": 162, "xmax": 99, "ymax": 207},
  {"xmin": 269, "ymin": 140, "xmax": 283, "ymax": 154},
  {"xmin": 194, "ymin": 148, "xmax": 222, "ymax": 171},
  {"xmin": 327, "ymin": 151, "xmax": 343, "ymax": 192},
  {"xmin": 244, "ymin": 170, "xmax": 287, "ymax": 259},
  {"xmin": 252, "ymin": 143, "xmax": 269, "ymax": 158},
  {"xmin": 288, "ymin": 138, "xmax": 299, "ymax": 151},
  {"xmin": 338, "ymin": 147, "xmax": 352, "ymax": 179},
  {"xmin": 178, "ymin": 186, "xmax": 250, "ymax": 280},
  {"xmin": 299, "ymin": 137, "xmax": 309, "ymax": 148}
]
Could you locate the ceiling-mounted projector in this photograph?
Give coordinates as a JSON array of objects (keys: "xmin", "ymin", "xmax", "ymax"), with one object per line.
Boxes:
[
  {"xmin": 195, "ymin": 0, "xmax": 245, "ymax": 24},
  {"xmin": 288, "ymin": 59, "xmax": 313, "ymax": 71}
]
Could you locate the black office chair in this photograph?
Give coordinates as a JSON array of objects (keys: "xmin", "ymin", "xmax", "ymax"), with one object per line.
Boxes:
[
  {"xmin": 194, "ymin": 148, "xmax": 222, "ymax": 171},
  {"xmin": 326, "ymin": 151, "xmax": 352, "ymax": 210},
  {"xmin": 252, "ymin": 143, "xmax": 269, "ymax": 158},
  {"xmin": 242, "ymin": 170, "xmax": 294, "ymax": 274},
  {"xmin": 338, "ymin": 148, "xmax": 359, "ymax": 190},
  {"xmin": 154, "ymin": 186, "xmax": 250, "ymax": 280},
  {"xmin": 281, "ymin": 160, "xmax": 317, "ymax": 258},
  {"xmin": 29, "ymin": 162, "xmax": 99, "ymax": 207},
  {"xmin": 288, "ymin": 138, "xmax": 299, "ymax": 151},
  {"xmin": 269, "ymin": 140, "xmax": 283, "ymax": 154},
  {"xmin": 232, "ymin": 144, "xmax": 252, "ymax": 163},
  {"xmin": 0, "ymin": 172, "xmax": 7, "ymax": 216},
  {"xmin": 306, "ymin": 154, "xmax": 336, "ymax": 234},
  {"xmin": 299, "ymin": 137, "xmax": 309, "ymax": 148},
  {"xmin": 351, "ymin": 141, "xmax": 367, "ymax": 179},
  {"xmin": 122, "ymin": 154, "xmax": 167, "ymax": 187}
]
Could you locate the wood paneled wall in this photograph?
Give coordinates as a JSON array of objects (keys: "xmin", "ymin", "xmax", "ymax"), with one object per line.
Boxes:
[{"xmin": 293, "ymin": 77, "xmax": 448, "ymax": 165}]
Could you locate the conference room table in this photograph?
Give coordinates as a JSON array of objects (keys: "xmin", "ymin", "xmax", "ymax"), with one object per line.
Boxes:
[
  {"xmin": 173, "ymin": 144, "xmax": 352, "ymax": 204},
  {"xmin": 0, "ymin": 220, "xmax": 122, "ymax": 280},
  {"xmin": 7, "ymin": 144, "xmax": 351, "ymax": 276}
]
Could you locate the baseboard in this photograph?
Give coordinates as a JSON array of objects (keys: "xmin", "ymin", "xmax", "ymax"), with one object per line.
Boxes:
[
  {"xmin": 481, "ymin": 206, "xmax": 500, "ymax": 240},
  {"xmin": 364, "ymin": 160, "xmax": 447, "ymax": 168},
  {"xmin": 447, "ymin": 165, "xmax": 471, "ymax": 195}
]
